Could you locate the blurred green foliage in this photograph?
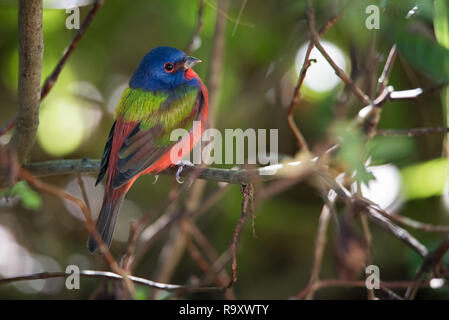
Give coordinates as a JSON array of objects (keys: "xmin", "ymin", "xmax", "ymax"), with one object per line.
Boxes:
[
  {"xmin": 0, "ymin": 181, "xmax": 42, "ymax": 210},
  {"xmin": 1, "ymin": 0, "xmax": 449, "ymax": 300}
]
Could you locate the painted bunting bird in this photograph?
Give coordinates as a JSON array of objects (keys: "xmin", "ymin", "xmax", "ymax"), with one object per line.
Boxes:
[{"xmin": 87, "ymin": 46, "xmax": 208, "ymax": 253}]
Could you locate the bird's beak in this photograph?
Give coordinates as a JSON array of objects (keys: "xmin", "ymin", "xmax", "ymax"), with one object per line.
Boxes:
[{"xmin": 184, "ymin": 56, "xmax": 201, "ymax": 70}]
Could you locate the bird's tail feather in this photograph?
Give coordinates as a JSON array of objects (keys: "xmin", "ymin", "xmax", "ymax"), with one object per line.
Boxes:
[{"xmin": 87, "ymin": 189, "xmax": 125, "ymax": 253}]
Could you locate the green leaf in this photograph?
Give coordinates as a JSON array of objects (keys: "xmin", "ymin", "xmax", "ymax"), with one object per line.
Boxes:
[
  {"xmin": 135, "ymin": 288, "xmax": 148, "ymax": 300},
  {"xmin": 332, "ymin": 122, "xmax": 374, "ymax": 185},
  {"xmin": 433, "ymin": 0, "xmax": 449, "ymax": 127},
  {"xmin": 434, "ymin": 0, "xmax": 449, "ymax": 49},
  {"xmin": 391, "ymin": 23, "xmax": 449, "ymax": 82},
  {"xmin": 366, "ymin": 136, "xmax": 415, "ymax": 164},
  {"xmin": 0, "ymin": 181, "xmax": 42, "ymax": 210},
  {"xmin": 401, "ymin": 158, "xmax": 449, "ymax": 199}
]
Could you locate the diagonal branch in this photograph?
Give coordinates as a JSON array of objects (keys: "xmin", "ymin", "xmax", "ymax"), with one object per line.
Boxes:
[
  {"xmin": 376, "ymin": 127, "xmax": 449, "ymax": 137},
  {"xmin": 19, "ymin": 168, "xmax": 137, "ymax": 297},
  {"xmin": 307, "ymin": 2, "xmax": 371, "ymax": 106},
  {"xmin": 185, "ymin": 0, "xmax": 206, "ymax": 54},
  {"xmin": 0, "ymin": 269, "xmax": 221, "ymax": 293},
  {"xmin": 40, "ymin": 0, "xmax": 105, "ymax": 100},
  {"xmin": 377, "ymin": 45, "xmax": 397, "ymax": 96},
  {"xmin": 405, "ymin": 235, "xmax": 449, "ymax": 299},
  {"xmin": 287, "ymin": 5, "xmax": 346, "ymax": 151},
  {"xmin": 226, "ymin": 183, "xmax": 254, "ymax": 288}
]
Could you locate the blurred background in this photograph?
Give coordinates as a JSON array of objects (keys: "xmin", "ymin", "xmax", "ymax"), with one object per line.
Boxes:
[{"xmin": 1, "ymin": 0, "xmax": 449, "ymax": 299}]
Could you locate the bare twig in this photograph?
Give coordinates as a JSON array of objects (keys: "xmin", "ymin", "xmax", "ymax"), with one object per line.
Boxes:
[
  {"xmin": 360, "ymin": 213, "xmax": 375, "ymax": 299},
  {"xmin": 231, "ymin": 0, "xmax": 247, "ymax": 37},
  {"xmin": 287, "ymin": 6, "xmax": 345, "ymax": 151},
  {"xmin": 376, "ymin": 127, "xmax": 449, "ymax": 137},
  {"xmin": 315, "ymin": 171, "xmax": 430, "ymax": 258},
  {"xmin": 207, "ymin": 0, "xmax": 230, "ymax": 126},
  {"xmin": 293, "ymin": 278, "xmax": 438, "ymax": 300},
  {"xmin": 0, "ymin": 119, "xmax": 15, "ymax": 138},
  {"xmin": 40, "ymin": 0, "xmax": 105, "ymax": 100},
  {"xmin": 377, "ymin": 45, "xmax": 397, "ymax": 96},
  {"xmin": 121, "ymin": 187, "xmax": 182, "ymax": 271},
  {"xmin": 19, "ymin": 168, "xmax": 136, "ymax": 298},
  {"xmin": 185, "ymin": 0, "xmax": 206, "ymax": 54},
  {"xmin": 405, "ymin": 235, "xmax": 449, "ymax": 299},
  {"xmin": 305, "ymin": 203, "xmax": 332, "ymax": 299},
  {"xmin": 226, "ymin": 184, "xmax": 254, "ymax": 288},
  {"xmin": 0, "ymin": 269, "xmax": 221, "ymax": 293},
  {"xmin": 76, "ymin": 174, "xmax": 92, "ymax": 213},
  {"xmin": 361, "ymin": 203, "xmax": 428, "ymax": 258},
  {"xmin": 307, "ymin": 2, "xmax": 371, "ymax": 106},
  {"xmin": 182, "ymin": 220, "xmax": 227, "ymax": 289},
  {"xmin": 387, "ymin": 214, "xmax": 449, "ymax": 233},
  {"xmin": 286, "ymin": 42, "xmax": 312, "ymax": 151},
  {"xmin": 204, "ymin": 0, "xmax": 253, "ymax": 29}
]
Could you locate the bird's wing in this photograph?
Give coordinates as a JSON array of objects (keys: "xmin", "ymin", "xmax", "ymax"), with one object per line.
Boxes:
[
  {"xmin": 95, "ymin": 121, "xmax": 116, "ymax": 186},
  {"xmin": 109, "ymin": 85, "xmax": 206, "ymax": 189}
]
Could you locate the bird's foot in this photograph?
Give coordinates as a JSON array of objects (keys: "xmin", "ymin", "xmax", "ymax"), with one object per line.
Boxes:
[
  {"xmin": 175, "ymin": 160, "xmax": 194, "ymax": 184},
  {"xmin": 153, "ymin": 175, "xmax": 159, "ymax": 184}
]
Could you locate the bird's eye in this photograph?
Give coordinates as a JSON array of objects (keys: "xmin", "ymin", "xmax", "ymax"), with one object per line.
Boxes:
[{"xmin": 164, "ymin": 63, "xmax": 175, "ymax": 72}]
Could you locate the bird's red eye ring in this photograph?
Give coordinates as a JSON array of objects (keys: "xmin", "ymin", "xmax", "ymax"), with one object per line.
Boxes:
[{"xmin": 164, "ymin": 63, "xmax": 175, "ymax": 73}]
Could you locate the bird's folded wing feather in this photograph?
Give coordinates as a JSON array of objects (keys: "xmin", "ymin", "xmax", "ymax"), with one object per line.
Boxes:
[{"xmin": 96, "ymin": 85, "xmax": 205, "ymax": 189}]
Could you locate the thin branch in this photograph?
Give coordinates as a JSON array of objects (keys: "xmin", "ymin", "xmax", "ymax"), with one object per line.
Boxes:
[
  {"xmin": 40, "ymin": 0, "xmax": 105, "ymax": 100},
  {"xmin": 0, "ymin": 119, "xmax": 15, "ymax": 138},
  {"xmin": 293, "ymin": 278, "xmax": 437, "ymax": 300},
  {"xmin": 360, "ymin": 213, "xmax": 375, "ymax": 299},
  {"xmin": 286, "ymin": 42, "xmax": 312, "ymax": 152},
  {"xmin": 19, "ymin": 168, "xmax": 136, "ymax": 297},
  {"xmin": 185, "ymin": 0, "xmax": 206, "ymax": 54},
  {"xmin": 76, "ymin": 174, "xmax": 92, "ymax": 213},
  {"xmin": 388, "ymin": 214, "xmax": 449, "ymax": 233},
  {"xmin": 377, "ymin": 45, "xmax": 397, "ymax": 96},
  {"xmin": 206, "ymin": 0, "xmax": 230, "ymax": 127},
  {"xmin": 204, "ymin": 0, "xmax": 253, "ymax": 28},
  {"xmin": 361, "ymin": 203, "xmax": 428, "ymax": 258},
  {"xmin": 18, "ymin": 158, "xmax": 317, "ymax": 185},
  {"xmin": 182, "ymin": 220, "xmax": 227, "ymax": 289},
  {"xmin": 287, "ymin": 6, "xmax": 345, "ymax": 151},
  {"xmin": 305, "ymin": 203, "xmax": 332, "ymax": 299},
  {"xmin": 231, "ymin": 0, "xmax": 247, "ymax": 37},
  {"xmin": 0, "ymin": 270, "xmax": 221, "ymax": 293},
  {"xmin": 307, "ymin": 2, "xmax": 371, "ymax": 106},
  {"xmin": 405, "ymin": 235, "xmax": 449, "ymax": 299},
  {"xmin": 8, "ymin": 0, "xmax": 43, "ymax": 163},
  {"xmin": 376, "ymin": 127, "xmax": 449, "ymax": 137},
  {"xmin": 226, "ymin": 184, "xmax": 253, "ymax": 288},
  {"xmin": 316, "ymin": 171, "xmax": 430, "ymax": 258}
]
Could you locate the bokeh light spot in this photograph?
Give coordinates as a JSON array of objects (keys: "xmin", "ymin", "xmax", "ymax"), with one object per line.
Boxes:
[
  {"xmin": 295, "ymin": 40, "xmax": 348, "ymax": 94},
  {"xmin": 361, "ymin": 164, "xmax": 402, "ymax": 211},
  {"xmin": 37, "ymin": 98, "xmax": 84, "ymax": 156}
]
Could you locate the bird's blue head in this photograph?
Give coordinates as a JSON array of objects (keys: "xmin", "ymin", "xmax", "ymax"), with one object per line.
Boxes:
[{"xmin": 129, "ymin": 46, "xmax": 202, "ymax": 92}]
